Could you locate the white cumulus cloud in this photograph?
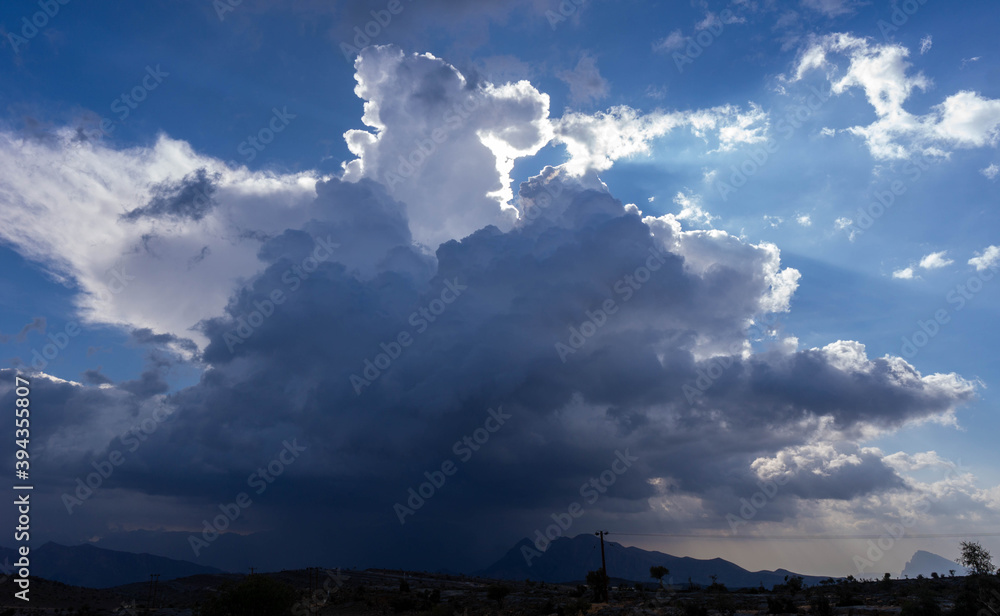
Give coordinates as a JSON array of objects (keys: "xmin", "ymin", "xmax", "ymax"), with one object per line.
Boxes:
[
  {"xmin": 919, "ymin": 251, "xmax": 954, "ymax": 269},
  {"xmin": 791, "ymin": 33, "xmax": 1000, "ymax": 159}
]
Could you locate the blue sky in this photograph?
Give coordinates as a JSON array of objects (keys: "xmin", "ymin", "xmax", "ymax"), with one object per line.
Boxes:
[{"xmin": 1, "ymin": 0, "xmax": 998, "ymax": 578}]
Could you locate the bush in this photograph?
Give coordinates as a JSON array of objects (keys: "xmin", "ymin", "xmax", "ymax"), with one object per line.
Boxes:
[
  {"xmin": 712, "ymin": 592, "xmax": 736, "ymax": 616},
  {"xmin": 811, "ymin": 595, "xmax": 834, "ymax": 616}
]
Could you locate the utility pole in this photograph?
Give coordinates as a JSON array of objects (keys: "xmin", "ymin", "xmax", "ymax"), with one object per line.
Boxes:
[
  {"xmin": 595, "ymin": 531, "xmax": 609, "ymax": 602},
  {"xmin": 147, "ymin": 573, "xmax": 160, "ymax": 609},
  {"xmin": 308, "ymin": 567, "xmax": 319, "ymax": 616}
]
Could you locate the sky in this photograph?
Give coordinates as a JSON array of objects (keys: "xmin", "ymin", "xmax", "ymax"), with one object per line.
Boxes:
[{"xmin": 0, "ymin": 0, "xmax": 998, "ymax": 579}]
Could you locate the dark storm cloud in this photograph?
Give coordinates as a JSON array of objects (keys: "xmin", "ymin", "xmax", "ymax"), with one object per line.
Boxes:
[
  {"xmin": 82, "ymin": 368, "xmax": 114, "ymax": 386},
  {"xmin": 130, "ymin": 327, "xmax": 199, "ymax": 354},
  {"xmin": 121, "ymin": 168, "xmax": 219, "ymax": 223},
  {"xmin": 2, "ymin": 166, "xmax": 975, "ymax": 571}
]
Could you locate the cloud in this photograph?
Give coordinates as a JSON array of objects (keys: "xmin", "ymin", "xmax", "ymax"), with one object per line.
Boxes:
[
  {"xmin": 554, "ymin": 103, "xmax": 768, "ymax": 175},
  {"xmin": 0, "ymin": 43, "xmax": 991, "ymax": 573},
  {"xmin": 981, "ymin": 163, "xmax": 999, "ymax": 180},
  {"xmin": 653, "ymin": 29, "xmax": 686, "ymax": 53},
  {"xmin": 673, "ymin": 191, "xmax": 716, "ymax": 226},
  {"xmin": 4, "ymin": 164, "xmax": 981, "ymax": 570},
  {"xmin": 969, "ymin": 246, "xmax": 1000, "ymax": 271},
  {"xmin": 121, "ymin": 168, "xmax": 220, "ymax": 222},
  {"xmin": 893, "ymin": 267, "xmax": 916, "ymax": 280},
  {"xmin": 81, "ymin": 368, "xmax": 114, "ymax": 386},
  {"xmin": 15, "ymin": 316, "xmax": 47, "ymax": 343},
  {"xmin": 800, "ymin": 0, "xmax": 861, "ymax": 17},
  {"xmin": 919, "ymin": 35, "xmax": 932, "ymax": 55},
  {"xmin": 791, "ymin": 34, "xmax": 1000, "ymax": 159},
  {"xmin": 835, "ymin": 216, "xmax": 856, "ymax": 241},
  {"xmin": 341, "ymin": 46, "xmax": 553, "ymax": 248},
  {"xmin": 557, "ymin": 54, "xmax": 610, "ymax": 105},
  {"xmin": 797, "ymin": 214, "xmax": 812, "ymax": 226},
  {"xmin": 0, "ymin": 129, "xmax": 322, "ymax": 351},
  {"xmin": 919, "ymin": 251, "xmax": 954, "ymax": 270}
]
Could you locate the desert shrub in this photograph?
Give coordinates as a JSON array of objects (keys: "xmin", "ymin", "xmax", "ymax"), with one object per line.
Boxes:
[
  {"xmin": 712, "ymin": 592, "xmax": 736, "ymax": 616},
  {"xmin": 811, "ymin": 595, "xmax": 834, "ymax": 616}
]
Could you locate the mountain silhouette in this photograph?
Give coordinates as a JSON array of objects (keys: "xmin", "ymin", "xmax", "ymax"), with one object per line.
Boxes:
[
  {"xmin": 0, "ymin": 542, "xmax": 223, "ymax": 588},
  {"xmin": 479, "ymin": 534, "xmax": 829, "ymax": 588},
  {"xmin": 901, "ymin": 550, "xmax": 968, "ymax": 578}
]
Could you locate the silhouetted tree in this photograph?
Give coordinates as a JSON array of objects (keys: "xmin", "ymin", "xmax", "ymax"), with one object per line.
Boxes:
[
  {"xmin": 586, "ymin": 569, "xmax": 609, "ymax": 603},
  {"xmin": 960, "ymin": 541, "xmax": 996, "ymax": 576},
  {"xmin": 650, "ymin": 565, "xmax": 669, "ymax": 587}
]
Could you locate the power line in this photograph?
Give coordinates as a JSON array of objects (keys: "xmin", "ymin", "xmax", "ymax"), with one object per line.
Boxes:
[{"xmin": 610, "ymin": 532, "xmax": 1000, "ymax": 540}]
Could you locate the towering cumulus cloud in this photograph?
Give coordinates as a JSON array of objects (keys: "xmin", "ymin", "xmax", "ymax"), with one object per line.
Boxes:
[{"xmin": 0, "ymin": 44, "xmax": 982, "ymax": 572}]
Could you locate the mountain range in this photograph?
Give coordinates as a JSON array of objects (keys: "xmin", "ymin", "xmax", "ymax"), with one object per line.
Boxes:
[
  {"xmin": 0, "ymin": 536, "xmax": 970, "ymax": 590},
  {"xmin": 901, "ymin": 550, "xmax": 968, "ymax": 579},
  {"xmin": 0, "ymin": 542, "xmax": 222, "ymax": 588},
  {"xmin": 478, "ymin": 534, "xmax": 830, "ymax": 589}
]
